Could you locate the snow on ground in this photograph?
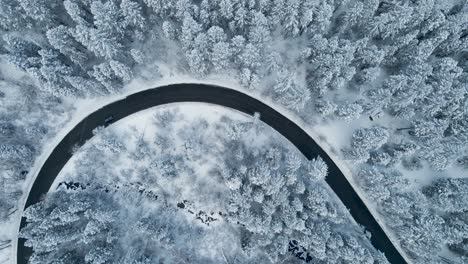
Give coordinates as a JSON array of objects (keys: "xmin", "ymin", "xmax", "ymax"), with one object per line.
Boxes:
[
  {"xmin": 6, "ymin": 75, "xmax": 312, "ymax": 262},
  {"xmin": 398, "ymin": 162, "xmax": 468, "ymax": 189},
  {"xmin": 312, "ymin": 109, "xmax": 468, "ymax": 264},
  {"xmin": 0, "ymin": 220, "xmax": 15, "ymax": 263},
  {"xmin": 48, "ymin": 102, "xmax": 382, "ymax": 262},
  {"xmin": 6, "ymin": 68, "xmax": 411, "ymax": 263},
  {"xmin": 47, "ymin": 104, "xmax": 279, "ymax": 261},
  {"xmin": 312, "ymin": 117, "xmax": 415, "ymax": 262},
  {"xmin": 19, "ymin": 69, "xmax": 263, "ymax": 216},
  {"xmin": 51, "ymin": 103, "xmax": 254, "ymax": 191},
  {"xmin": 51, "ymin": 102, "xmax": 306, "ymax": 214},
  {"xmin": 48, "ymin": 104, "xmax": 259, "ymax": 262}
]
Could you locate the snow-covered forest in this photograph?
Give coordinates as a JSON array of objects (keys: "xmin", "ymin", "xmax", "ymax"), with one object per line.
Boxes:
[
  {"xmin": 21, "ymin": 106, "xmax": 387, "ymax": 263},
  {"xmin": 0, "ymin": 0, "xmax": 467, "ymax": 263}
]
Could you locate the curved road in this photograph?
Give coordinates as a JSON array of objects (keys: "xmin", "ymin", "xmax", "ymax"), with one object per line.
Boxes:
[{"xmin": 18, "ymin": 84, "xmax": 406, "ymax": 264}]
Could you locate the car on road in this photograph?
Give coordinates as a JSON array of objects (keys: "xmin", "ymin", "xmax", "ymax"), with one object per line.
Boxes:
[{"xmin": 104, "ymin": 115, "xmax": 115, "ymax": 126}]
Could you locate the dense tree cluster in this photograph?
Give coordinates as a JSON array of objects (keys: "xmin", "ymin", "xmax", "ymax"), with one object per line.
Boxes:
[
  {"xmin": 209, "ymin": 113, "xmax": 388, "ymax": 263},
  {"xmin": 1, "ymin": 0, "xmax": 466, "ymax": 148},
  {"xmin": 20, "ymin": 187, "xmax": 215, "ymax": 264},
  {"xmin": 344, "ymin": 121, "xmax": 466, "ymax": 261},
  {"xmin": 222, "ymin": 145, "xmax": 386, "ymax": 263},
  {"xmin": 356, "ymin": 164, "xmax": 468, "ymax": 263},
  {"xmin": 0, "ymin": 71, "xmax": 71, "ymax": 228},
  {"xmin": 1, "ymin": 0, "xmax": 467, "ymax": 262},
  {"xmin": 1, "ymin": 0, "xmax": 466, "ymax": 173}
]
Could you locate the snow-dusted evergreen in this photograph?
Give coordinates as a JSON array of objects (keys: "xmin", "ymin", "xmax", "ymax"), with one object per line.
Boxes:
[{"xmin": 0, "ymin": 0, "xmax": 467, "ymax": 262}]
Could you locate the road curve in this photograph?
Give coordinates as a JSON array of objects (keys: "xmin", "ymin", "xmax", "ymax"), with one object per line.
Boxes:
[{"xmin": 17, "ymin": 83, "xmax": 406, "ymax": 264}]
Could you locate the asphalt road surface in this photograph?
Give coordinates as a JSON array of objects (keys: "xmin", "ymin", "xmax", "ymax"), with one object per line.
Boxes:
[{"xmin": 17, "ymin": 83, "xmax": 406, "ymax": 264}]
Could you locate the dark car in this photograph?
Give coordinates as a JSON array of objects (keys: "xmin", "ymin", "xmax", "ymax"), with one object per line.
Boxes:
[{"xmin": 104, "ymin": 115, "xmax": 115, "ymax": 126}]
